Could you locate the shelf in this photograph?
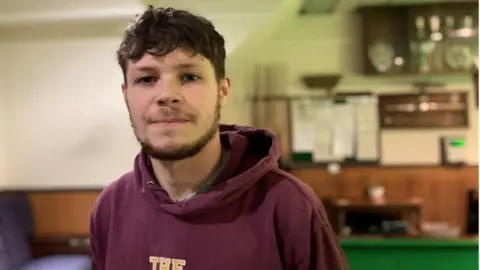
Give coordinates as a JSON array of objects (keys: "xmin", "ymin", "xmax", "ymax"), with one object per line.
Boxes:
[
  {"xmin": 330, "ymin": 200, "xmax": 421, "ymax": 211},
  {"xmin": 301, "ymin": 74, "xmax": 342, "ymax": 90}
]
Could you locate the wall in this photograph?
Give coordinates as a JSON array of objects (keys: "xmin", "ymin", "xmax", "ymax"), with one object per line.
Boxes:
[
  {"xmin": 0, "ymin": 10, "xmax": 273, "ymax": 188},
  {"xmin": 0, "ymin": 2, "xmax": 477, "ymax": 188},
  {"xmin": 222, "ymin": 0, "xmax": 303, "ymax": 125},
  {"xmin": 0, "ymin": 43, "xmax": 8, "ymax": 184},
  {"xmin": 250, "ymin": 13, "xmax": 478, "ymax": 165},
  {"xmin": 1, "ymin": 27, "xmax": 138, "ymax": 188}
]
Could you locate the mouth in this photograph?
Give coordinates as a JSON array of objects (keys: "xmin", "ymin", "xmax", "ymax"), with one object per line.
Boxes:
[{"xmin": 150, "ymin": 119, "xmax": 190, "ymax": 125}]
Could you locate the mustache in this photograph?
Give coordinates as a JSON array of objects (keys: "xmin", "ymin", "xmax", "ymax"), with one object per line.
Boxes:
[{"xmin": 145, "ymin": 107, "xmax": 195, "ymax": 123}]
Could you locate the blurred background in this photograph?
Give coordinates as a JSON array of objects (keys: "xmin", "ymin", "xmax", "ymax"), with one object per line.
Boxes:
[{"xmin": 0, "ymin": 0, "xmax": 478, "ymax": 269}]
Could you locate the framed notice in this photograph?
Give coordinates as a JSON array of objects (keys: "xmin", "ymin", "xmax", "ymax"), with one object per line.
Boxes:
[{"xmin": 378, "ymin": 92, "xmax": 469, "ymax": 129}]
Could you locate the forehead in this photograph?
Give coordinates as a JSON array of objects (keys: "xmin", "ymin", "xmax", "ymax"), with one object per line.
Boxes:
[{"xmin": 127, "ymin": 48, "xmax": 213, "ymax": 72}]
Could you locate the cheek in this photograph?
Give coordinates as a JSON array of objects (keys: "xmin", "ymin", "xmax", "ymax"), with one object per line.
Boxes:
[
  {"xmin": 127, "ymin": 95, "xmax": 150, "ymax": 126},
  {"xmin": 185, "ymin": 89, "xmax": 218, "ymax": 118}
]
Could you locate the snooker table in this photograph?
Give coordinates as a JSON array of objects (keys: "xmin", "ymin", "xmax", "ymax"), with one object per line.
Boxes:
[{"xmin": 340, "ymin": 237, "xmax": 478, "ymax": 270}]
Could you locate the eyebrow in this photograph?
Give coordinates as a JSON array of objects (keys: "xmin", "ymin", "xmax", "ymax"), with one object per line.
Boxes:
[
  {"xmin": 174, "ymin": 63, "xmax": 201, "ymax": 69},
  {"xmin": 133, "ymin": 66, "xmax": 157, "ymax": 73},
  {"xmin": 133, "ymin": 63, "xmax": 202, "ymax": 73}
]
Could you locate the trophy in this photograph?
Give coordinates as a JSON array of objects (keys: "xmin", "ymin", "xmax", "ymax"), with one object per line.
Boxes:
[
  {"xmin": 410, "ymin": 16, "xmax": 435, "ymax": 74},
  {"xmin": 445, "ymin": 15, "xmax": 475, "ymax": 71},
  {"xmin": 368, "ymin": 40, "xmax": 395, "ymax": 73}
]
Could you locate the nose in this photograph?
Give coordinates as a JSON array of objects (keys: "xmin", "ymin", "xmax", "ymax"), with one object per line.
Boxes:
[{"xmin": 154, "ymin": 76, "xmax": 183, "ymax": 106}]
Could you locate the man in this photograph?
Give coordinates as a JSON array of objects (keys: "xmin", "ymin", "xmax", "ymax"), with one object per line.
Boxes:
[{"xmin": 89, "ymin": 6, "xmax": 349, "ymax": 270}]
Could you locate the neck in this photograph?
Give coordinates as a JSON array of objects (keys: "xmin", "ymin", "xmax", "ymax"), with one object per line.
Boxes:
[{"xmin": 149, "ymin": 133, "xmax": 222, "ymax": 201}]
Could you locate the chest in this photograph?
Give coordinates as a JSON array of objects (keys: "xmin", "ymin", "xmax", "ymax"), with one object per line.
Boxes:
[{"xmin": 104, "ymin": 205, "xmax": 282, "ymax": 270}]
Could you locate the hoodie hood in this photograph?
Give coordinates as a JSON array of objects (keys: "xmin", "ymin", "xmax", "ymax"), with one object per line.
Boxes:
[{"xmin": 133, "ymin": 124, "xmax": 282, "ymax": 217}]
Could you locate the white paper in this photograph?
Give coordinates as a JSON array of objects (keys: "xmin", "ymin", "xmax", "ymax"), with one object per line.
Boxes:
[
  {"xmin": 357, "ymin": 131, "xmax": 379, "ymax": 160},
  {"xmin": 291, "ymin": 99, "xmax": 316, "ymax": 153},
  {"xmin": 355, "ymin": 97, "xmax": 379, "ymax": 161},
  {"xmin": 356, "ymin": 101, "xmax": 378, "ymax": 131},
  {"xmin": 291, "ymin": 95, "xmax": 380, "ymax": 162},
  {"xmin": 312, "ymin": 100, "xmax": 333, "ymax": 162},
  {"xmin": 330, "ymin": 103, "xmax": 355, "ymax": 160}
]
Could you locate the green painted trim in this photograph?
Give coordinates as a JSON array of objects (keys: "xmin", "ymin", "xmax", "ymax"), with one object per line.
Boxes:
[{"xmin": 340, "ymin": 238, "xmax": 479, "ymax": 248}]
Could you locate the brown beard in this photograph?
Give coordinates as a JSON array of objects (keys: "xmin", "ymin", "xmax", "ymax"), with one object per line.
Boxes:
[{"xmin": 127, "ymin": 96, "xmax": 221, "ymax": 161}]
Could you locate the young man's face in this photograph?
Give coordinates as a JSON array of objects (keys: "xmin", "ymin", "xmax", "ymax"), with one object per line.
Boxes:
[{"xmin": 122, "ymin": 48, "xmax": 230, "ymax": 160}]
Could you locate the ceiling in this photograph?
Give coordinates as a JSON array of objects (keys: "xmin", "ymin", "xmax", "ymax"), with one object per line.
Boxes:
[
  {"xmin": 0, "ymin": 0, "xmax": 283, "ymax": 49},
  {"xmin": 0, "ymin": 0, "xmax": 281, "ymax": 26},
  {"xmin": 0, "ymin": 0, "xmax": 141, "ymax": 15}
]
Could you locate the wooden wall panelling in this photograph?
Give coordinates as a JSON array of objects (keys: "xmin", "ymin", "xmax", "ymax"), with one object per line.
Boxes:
[
  {"xmin": 4, "ymin": 166, "xmax": 478, "ymax": 237},
  {"xmin": 292, "ymin": 168, "xmax": 335, "ymax": 198},
  {"xmin": 27, "ymin": 191, "xmax": 101, "ymax": 237}
]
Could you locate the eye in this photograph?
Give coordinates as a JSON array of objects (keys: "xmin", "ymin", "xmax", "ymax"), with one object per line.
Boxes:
[
  {"xmin": 180, "ymin": 73, "xmax": 200, "ymax": 83},
  {"xmin": 134, "ymin": 76, "xmax": 158, "ymax": 85}
]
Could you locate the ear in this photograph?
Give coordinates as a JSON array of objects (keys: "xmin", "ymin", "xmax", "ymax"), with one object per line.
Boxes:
[
  {"xmin": 218, "ymin": 77, "xmax": 230, "ymax": 106},
  {"xmin": 122, "ymin": 83, "xmax": 128, "ymax": 104}
]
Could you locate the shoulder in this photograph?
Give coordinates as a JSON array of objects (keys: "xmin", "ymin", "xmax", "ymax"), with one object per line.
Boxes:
[
  {"xmin": 90, "ymin": 171, "xmax": 135, "ymax": 224},
  {"xmin": 262, "ymin": 169, "xmax": 330, "ymax": 227},
  {"xmin": 262, "ymin": 170, "xmax": 348, "ymax": 270}
]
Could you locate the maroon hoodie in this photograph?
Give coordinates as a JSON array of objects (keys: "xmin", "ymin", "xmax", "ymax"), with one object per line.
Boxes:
[{"xmin": 89, "ymin": 125, "xmax": 349, "ymax": 270}]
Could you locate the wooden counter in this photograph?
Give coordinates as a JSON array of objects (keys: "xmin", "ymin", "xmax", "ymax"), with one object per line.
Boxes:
[{"xmin": 290, "ymin": 165, "xmax": 478, "ymax": 233}]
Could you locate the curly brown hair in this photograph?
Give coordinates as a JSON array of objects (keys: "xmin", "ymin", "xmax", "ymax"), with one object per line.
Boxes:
[{"xmin": 117, "ymin": 6, "xmax": 226, "ymax": 82}]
